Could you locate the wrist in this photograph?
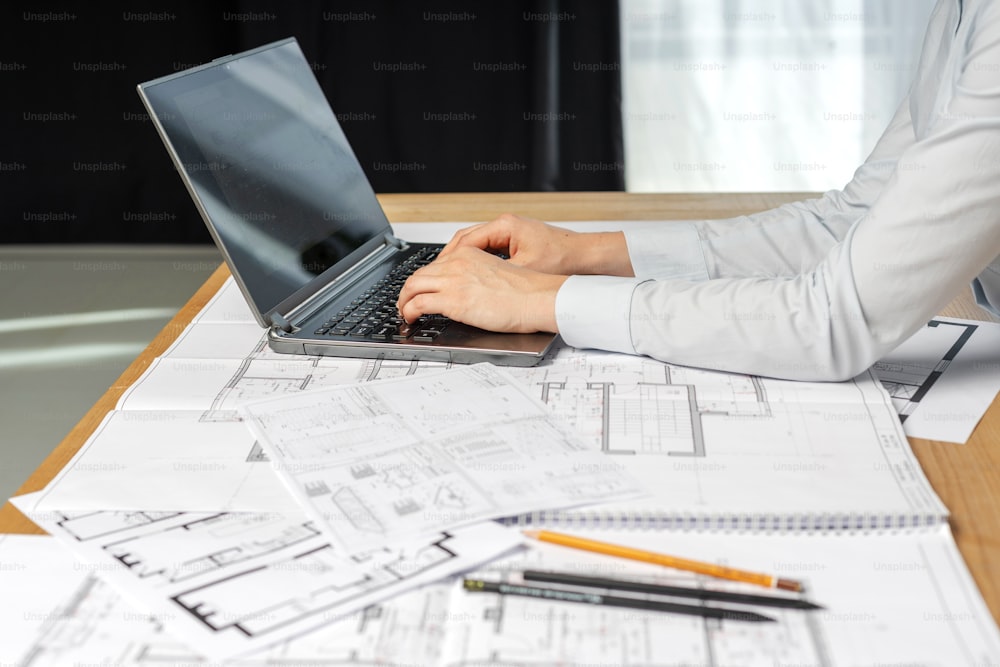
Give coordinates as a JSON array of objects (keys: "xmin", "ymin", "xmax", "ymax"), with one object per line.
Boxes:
[
  {"xmin": 530, "ymin": 273, "xmax": 569, "ymax": 333},
  {"xmin": 574, "ymin": 231, "xmax": 634, "ymax": 277}
]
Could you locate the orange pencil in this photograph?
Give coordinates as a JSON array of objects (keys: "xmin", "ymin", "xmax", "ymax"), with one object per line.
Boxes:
[{"xmin": 523, "ymin": 529, "xmax": 803, "ymax": 592}]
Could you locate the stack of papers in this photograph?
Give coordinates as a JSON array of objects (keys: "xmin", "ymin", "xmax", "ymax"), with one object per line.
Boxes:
[
  {"xmin": 13, "ymin": 361, "xmax": 641, "ymax": 662},
  {"xmin": 6, "ymin": 274, "xmax": 1000, "ymax": 665}
]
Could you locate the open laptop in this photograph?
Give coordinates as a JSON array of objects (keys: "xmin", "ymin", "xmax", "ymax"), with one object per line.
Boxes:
[{"xmin": 137, "ymin": 37, "xmax": 557, "ymax": 367}]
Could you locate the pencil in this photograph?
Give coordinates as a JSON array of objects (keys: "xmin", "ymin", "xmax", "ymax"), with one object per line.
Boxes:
[
  {"xmin": 522, "ymin": 570, "xmax": 822, "ymax": 610},
  {"xmin": 462, "ymin": 579, "xmax": 775, "ymax": 623},
  {"xmin": 522, "ymin": 529, "xmax": 804, "ymax": 592}
]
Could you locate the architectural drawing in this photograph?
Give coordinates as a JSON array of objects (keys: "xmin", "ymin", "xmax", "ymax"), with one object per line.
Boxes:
[
  {"xmin": 509, "ymin": 348, "xmax": 771, "ymax": 458},
  {"xmin": 18, "ymin": 499, "xmax": 521, "ymax": 661},
  {"xmin": 205, "ymin": 338, "xmax": 774, "ymax": 461},
  {"xmin": 126, "ymin": 288, "xmax": 781, "ymax": 463},
  {"xmin": 873, "ymin": 319, "xmax": 977, "ymax": 422},
  {"xmin": 18, "ymin": 574, "xmax": 197, "ymax": 667},
  {"xmin": 445, "ymin": 574, "xmax": 829, "ymax": 666},
  {"xmin": 241, "ymin": 365, "xmax": 641, "ymax": 552},
  {"xmin": 12, "ymin": 525, "xmax": 1000, "ymax": 666},
  {"xmin": 57, "ymin": 510, "xmax": 183, "ymax": 542},
  {"xmin": 204, "ymin": 338, "xmax": 451, "ymax": 423}
]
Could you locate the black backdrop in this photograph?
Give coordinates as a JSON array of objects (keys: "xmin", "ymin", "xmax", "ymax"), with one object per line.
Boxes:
[{"xmin": 1, "ymin": 1, "xmax": 623, "ymax": 243}]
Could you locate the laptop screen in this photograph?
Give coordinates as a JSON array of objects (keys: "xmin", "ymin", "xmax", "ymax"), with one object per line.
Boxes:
[{"xmin": 139, "ymin": 38, "xmax": 392, "ymax": 321}]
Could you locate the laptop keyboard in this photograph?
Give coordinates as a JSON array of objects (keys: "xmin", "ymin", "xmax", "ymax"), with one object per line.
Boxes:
[{"xmin": 312, "ymin": 245, "xmax": 451, "ymax": 343}]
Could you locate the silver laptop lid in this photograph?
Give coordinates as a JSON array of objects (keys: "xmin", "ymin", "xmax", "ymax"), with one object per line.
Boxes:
[{"xmin": 137, "ymin": 38, "xmax": 394, "ymax": 329}]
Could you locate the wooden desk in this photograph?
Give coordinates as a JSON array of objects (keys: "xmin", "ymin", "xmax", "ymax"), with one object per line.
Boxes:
[{"xmin": 3, "ymin": 192, "xmax": 998, "ymax": 625}]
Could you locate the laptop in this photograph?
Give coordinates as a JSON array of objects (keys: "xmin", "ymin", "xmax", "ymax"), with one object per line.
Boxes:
[{"xmin": 137, "ymin": 37, "xmax": 557, "ymax": 367}]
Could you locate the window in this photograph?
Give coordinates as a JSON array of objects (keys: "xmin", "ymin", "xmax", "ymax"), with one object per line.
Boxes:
[{"xmin": 621, "ymin": 0, "xmax": 936, "ymax": 191}]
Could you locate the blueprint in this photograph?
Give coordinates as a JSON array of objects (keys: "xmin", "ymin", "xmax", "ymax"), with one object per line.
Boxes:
[
  {"xmin": 497, "ymin": 349, "xmax": 947, "ymax": 529},
  {"xmin": 241, "ymin": 363, "xmax": 643, "ymax": 553},
  {"xmin": 11, "ymin": 493, "xmax": 522, "ymax": 662},
  {"xmin": 39, "ymin": 276, "xmax": 948, "ymax": 529},
  {"xmin": 9, "ymin": 222, "xmax": 1000, "ymax": 665},
  {"xmin": 8, "ymin": 525, "xmax": 1000, "ymax": 666},
  {"xmin": 873, "ymin": 317, "xmax": 1000, "ymax": 442},
  {"xmin": 876, "ymin": 319, "xmax": 979, "ymax": 422}
]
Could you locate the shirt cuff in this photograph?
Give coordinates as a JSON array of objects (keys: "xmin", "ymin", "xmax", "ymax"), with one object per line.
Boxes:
[
  {"xmin": 624, "ymin": 223, "xmax": 710, "ymax": 281},
  {"xmin": 555, "ymin": 275, "xmax": 646, "ymax": 354}
]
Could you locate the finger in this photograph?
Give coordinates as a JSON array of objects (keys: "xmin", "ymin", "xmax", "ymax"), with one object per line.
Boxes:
[
  {"xmin": 398, "ymin": 291, "xmax": 450, "ymax": 324},
  {"xmin": 442, "ymin": 219, "xmax": 513, "ymax": 256},
  {"xmin": 438, "ymin": 223, "xmax": 489, "ymax": 258},
  {"xmin": 396, "ymin": 271, "xmax": 446, "ymax": 321}
]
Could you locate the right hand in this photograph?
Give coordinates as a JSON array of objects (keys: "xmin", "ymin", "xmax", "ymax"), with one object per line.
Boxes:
[{"xmin": 438, "ymin": 213, "xmax": 581, "ymax": 275}]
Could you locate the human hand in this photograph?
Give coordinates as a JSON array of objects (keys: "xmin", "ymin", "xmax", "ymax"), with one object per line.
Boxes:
[
  {"xmin": 440, "ymin": 213, "xmax": 634, "ymax": 277},
  {"xmin": 396, "ymin": 246, "xmax": 567, "ymax": 333}
]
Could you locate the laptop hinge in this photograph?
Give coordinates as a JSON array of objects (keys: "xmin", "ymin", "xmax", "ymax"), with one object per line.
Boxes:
[
  {"xmin": 269, "ymin": 312, "xmax": 296, "ymax": 334},
  {"xmin": 385, "ymin": 232, "xmax": 405, "ymax": 249}
]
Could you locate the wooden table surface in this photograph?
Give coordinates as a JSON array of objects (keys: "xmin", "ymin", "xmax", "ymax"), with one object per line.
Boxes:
[{"xmin": 3, "ymin": 192, "xmax": 998, "ymax": 625}]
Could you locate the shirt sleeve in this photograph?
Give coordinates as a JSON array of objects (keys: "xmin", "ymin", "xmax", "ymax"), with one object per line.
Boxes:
[
  {"xmin": 558, "ymin": 2, "xmax": 1000, "ymax": 380},
  {"xmin": 626, "ymin": 89, "xmax": 917, "ymax": 283}
]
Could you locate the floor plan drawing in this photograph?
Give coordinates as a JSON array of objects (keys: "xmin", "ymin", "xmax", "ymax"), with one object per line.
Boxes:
[
  {"xmin": 57, "ymin": 510, "xmax": 184, "ymax": 542},
  {"xmin": 204, "ymin": 340, "xmax": 454, "ymax": 445},
  {"xmin": 241, "ymin": 365, "xmax": 642, "ymax": 552},
  {"xmin": 509, "ymin": 348, "xmax": 771, "ymax": 458},
  {"xmin": 18, "ymin": 573, "xmax": 197, "ymax": 667},
  {"xmin": 14, "ymin": 496, "xmax": 523, "ymax": 662},
  {"xmin": 123, "ymin": 303, "xmax": 780, "ymax": 464},
  {"xmin": 445, "ymin": 573, "xmax": 829, "ymax": 666},
  {"xmin": 873, "ymin": 318, "xmax": 978, "ymax": 422},
  {"xmin": 9, "ymin": 524, "xmax": 1000, "ymax": 666}
]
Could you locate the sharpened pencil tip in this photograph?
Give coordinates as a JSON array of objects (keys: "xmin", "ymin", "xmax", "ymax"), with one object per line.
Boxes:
[
  {"xmin": 522, "ymin": 529, "xmax": 541, "ymax": 539},
  {"xmin": 776, "ymin": 578, "xmax": 803, "ymax": 592}
]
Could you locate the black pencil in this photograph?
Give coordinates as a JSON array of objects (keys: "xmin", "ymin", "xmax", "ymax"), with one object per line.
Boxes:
[
  {"xmin": 522, "ymin": 570, "xmax": 823, "ymax": 611},
  {"xmin": 462, "ymin": 579, "xmax": 776, "ymax": 623}
]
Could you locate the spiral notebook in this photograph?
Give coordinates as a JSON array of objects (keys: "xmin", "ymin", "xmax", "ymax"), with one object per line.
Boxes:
[{"xmin": 498, "ymin": 360, "xmax": 949, "ymax": 533}]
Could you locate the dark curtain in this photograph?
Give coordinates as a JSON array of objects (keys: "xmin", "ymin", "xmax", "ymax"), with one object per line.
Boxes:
[{"xmin": 1, "ymin": 1, "xmax": 622, "ymax": 243}]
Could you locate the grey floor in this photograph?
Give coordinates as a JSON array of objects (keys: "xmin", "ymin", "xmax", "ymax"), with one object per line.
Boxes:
[{"xmin": 0, "ymin": 245, "xmax": 221, "ymax": 503}]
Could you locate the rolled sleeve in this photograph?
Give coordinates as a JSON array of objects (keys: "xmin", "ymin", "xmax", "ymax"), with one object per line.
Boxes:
[
  {"xmin": 555, "ymin": 275, "xmax": 646, "ymax": 354},
  {"xmin": 624, "ymin": 224, "xmax": 709, "ymax": 281}
]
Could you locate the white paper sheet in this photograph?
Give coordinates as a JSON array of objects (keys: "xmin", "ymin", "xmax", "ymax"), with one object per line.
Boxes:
[
  {"xmin": 42, "ymin": 323, "xmax": 947, "ymax": 530},
  {"xmin": 32, "ymin": 410, "xmax": 298, "ymax": 513},
  {"xmin": 439, "ymin": 523, "xmax": 1000, "ymax": 666},
  {"xmin": 0, "ymin": 534, "xmax": 92, "ymax": 667},
  {"xmin": 240, "ymin": 363, "xmax": 643, "ymax": 552},
  {"xmin": 874, "ymin": 316, "xmax": 1000, "ymax": 443},
  {"xmin": 11, "ymin": 492, "xmax": 521, "ymax": 663},
  {"xmin": 501, "ymin": 347, "xmax": 948, "ymax": 529},
  {"xmin": 11, "ymin": 525, "xmax": 999, "ymax": 666}
]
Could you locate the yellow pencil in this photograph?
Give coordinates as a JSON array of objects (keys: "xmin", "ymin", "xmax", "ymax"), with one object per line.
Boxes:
[{"xmin": 523, "ymin": 529, "xmax": 803, "ymax": 592}]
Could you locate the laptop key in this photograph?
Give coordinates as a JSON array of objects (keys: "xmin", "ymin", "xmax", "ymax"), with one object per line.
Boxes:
[
  {"xmin": 392, "ymin": 323, "xmax": 417, "ymax": 340},
  {"xmin": 371, "ymin": 325, "xmax": 396, "ymax": 341},
  {"xmin": 350, "ymin": 325, "xmax": 374, "ymax": 338},
  {"xmin": 413, "ymin": 329, "xmax": 440, "ymax": 342}
]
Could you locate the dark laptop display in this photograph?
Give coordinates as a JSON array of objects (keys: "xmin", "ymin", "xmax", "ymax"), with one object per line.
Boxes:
[{"xmin": 138, "ymin": 38, "xmax": 557, "ymax": 366}]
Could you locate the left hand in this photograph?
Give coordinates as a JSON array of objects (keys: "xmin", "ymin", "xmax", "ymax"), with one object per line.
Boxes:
[{"xmin": 396, "ymin": 247, "xmax": 568, "ymax": 333}]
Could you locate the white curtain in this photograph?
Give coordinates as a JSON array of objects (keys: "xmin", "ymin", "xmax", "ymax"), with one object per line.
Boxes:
[{"xmin": 621, "ymin": 0, "xmax": 937, "ymax": 191}]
